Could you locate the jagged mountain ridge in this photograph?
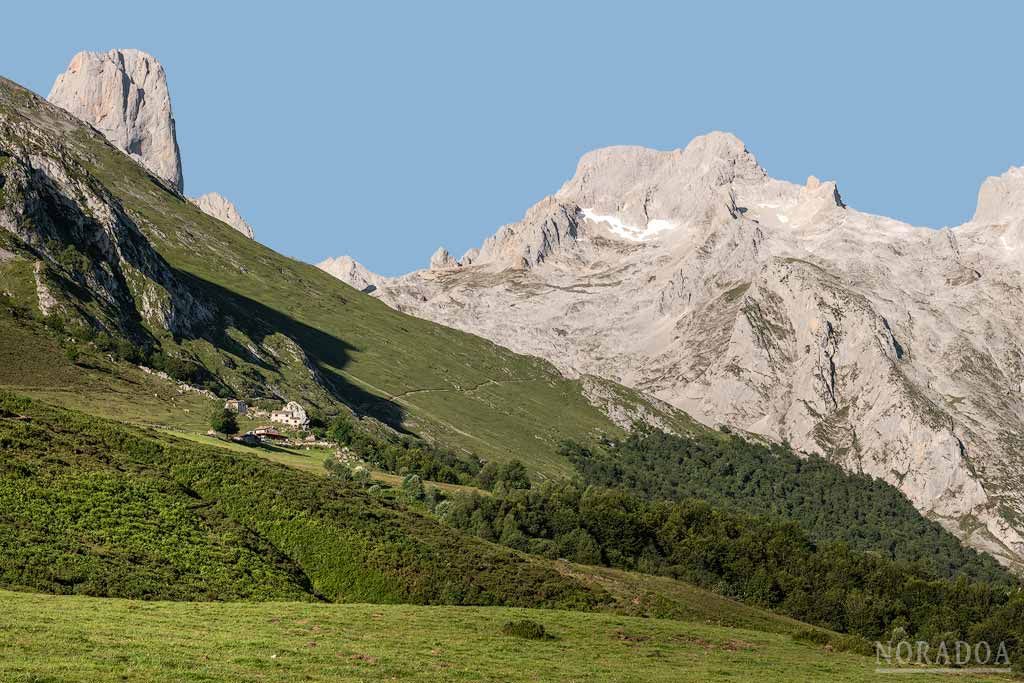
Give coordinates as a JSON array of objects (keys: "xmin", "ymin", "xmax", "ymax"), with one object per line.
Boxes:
[{"xmin": 321, "ymin": 133, "xmax": 1024, "ymax": 568}]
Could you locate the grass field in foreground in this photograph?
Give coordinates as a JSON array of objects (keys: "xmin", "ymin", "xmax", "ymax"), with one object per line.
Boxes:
[{"xmin": 0, "ymin": 590, "xmax": 1011, "ymax": 683}]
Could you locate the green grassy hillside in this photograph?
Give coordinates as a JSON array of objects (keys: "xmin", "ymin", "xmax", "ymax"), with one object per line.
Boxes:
[
  {"xmin": 0, "ymin": 590, "xmax": 1010, "ymax": 683},
  {"xmin": 1, "ymin": 75, "xmax": 694, "ymax": 477},
  {"xmin": 0, "ymin": 392, "xmax": 595, "ymax": 606},
  {"xmin": 0, "ymin": 390, "xmax": 826, "ymax": 633},
  {"xmin": 3, "ymin": 73, "xmax": 1021, "ymax": 680}
]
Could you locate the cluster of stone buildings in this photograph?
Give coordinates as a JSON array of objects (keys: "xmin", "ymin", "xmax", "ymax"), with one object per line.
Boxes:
[
  {"xmin": 221, "ymin": 398, "xmax": 327, "ymax": 448},
  {"xmin": 222, "ymin": 399, "xmax": 310, "ymax": 429}
]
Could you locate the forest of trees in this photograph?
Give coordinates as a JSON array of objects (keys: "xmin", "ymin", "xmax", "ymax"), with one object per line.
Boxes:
[
  {"xmin": 327, "ymin": 414, "xmax": 482, "ymax": 484},
  {"xmin": 326, "ymin": 415, "xmax": 536, "ymax": 492},
  {"xmin": 320, "ymin": 416, "xmax": 1024, "ymax": 660},
  {"xmin": 441, "ymin": 479, "xmax": 1024, "ymax": 655},
  {"xmin": 561, "ymin": 426, "xmax": 1011, "ymax": 584}
]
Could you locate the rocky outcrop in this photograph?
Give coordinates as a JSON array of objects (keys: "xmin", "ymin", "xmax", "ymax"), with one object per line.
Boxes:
[
  {"xmin": 48, "ymin": 49, "xmax": 183, "ymax": 192},
  {"xmin": 973, "ymin": 167, "xmax": 1024, "ymax": 224},
  {"xmin": 429, "ymin": 247, "xmax": 458, "ymax": 270},
  {"xmin": 317, "ymin": 255, "xmax": 387, "ymax": 292},
  {"xmin": 460, "ymin": 248, "xmax": 480, "ymax": 266},
  {"xmin": 191, "ymin": 192, "xmax": 254, "ymax": 239},
  {"xmin": 348, "ymin": 132, "xmax": 1024, "ymax": 568},
  {"xmin": 0, "ymin": 83, "xmax": 211, "ymax": 337}
]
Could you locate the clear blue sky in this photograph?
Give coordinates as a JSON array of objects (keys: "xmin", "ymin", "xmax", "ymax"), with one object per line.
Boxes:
[{"xmin": 3, "ymin": 1, "xmax": 1023, "ymax": 275}]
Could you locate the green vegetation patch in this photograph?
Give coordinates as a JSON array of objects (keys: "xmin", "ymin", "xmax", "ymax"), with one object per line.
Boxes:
[
  {"xmin": 501, "ymin": 618, "xmax": 555, "ymax": 640},
  {"xmin": 2, "ymin": 590, "xmax": 1006, "ymax": 683},
  {"xmin": 0, "ymin": 392, "xmax": 600, "ymax": 608},
  {"xmin": 566, "ymin": 426, "xmax": 1012, "ymax": 584}
]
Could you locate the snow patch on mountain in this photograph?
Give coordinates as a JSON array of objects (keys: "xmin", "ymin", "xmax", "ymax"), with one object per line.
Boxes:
[{"xmin": 581, "ymin": 208, "xmax": 679, "ymax": 241}]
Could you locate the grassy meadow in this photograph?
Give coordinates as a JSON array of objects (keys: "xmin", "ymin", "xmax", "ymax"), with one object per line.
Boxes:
[{"xmin": 1, "ymin": 590, "xmax": 1013, "ymax": 683}]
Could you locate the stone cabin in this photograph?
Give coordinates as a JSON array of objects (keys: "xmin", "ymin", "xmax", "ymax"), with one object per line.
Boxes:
[
  {"xmin": 224, "ymin": 399, "xmax": 248, "ymax": 415},
  {"xmin": 270, "ymin": 401, "xmax": 309, "ymax": 428}
]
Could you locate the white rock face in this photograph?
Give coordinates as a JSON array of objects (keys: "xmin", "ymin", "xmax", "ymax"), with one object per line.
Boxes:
[
  {"xmin": 460, "ymin": 248, "xmax": 480, "ymax": 266},
  {"xmin": 191, "ymin": 192, "xmax": 254, "ymax": 239},
  {"xmin": 429, "ymin": 247, "xmax": 459, "ymax": 270},
  {"xmin": 352, "ymin": 132, "xmax": 1024, "ymax": 568},
  {"xmin": 317, "ymin": 255, "xmax": 388, "ymax": 292},
  {"xmin": 48, "ymin": 49, "xmax": 183, "ymax": 192}
]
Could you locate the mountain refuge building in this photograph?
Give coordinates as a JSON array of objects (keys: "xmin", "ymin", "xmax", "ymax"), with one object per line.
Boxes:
[{"xmin": 270, "ymin": 401, "xmax": 309, "ymax": 428}]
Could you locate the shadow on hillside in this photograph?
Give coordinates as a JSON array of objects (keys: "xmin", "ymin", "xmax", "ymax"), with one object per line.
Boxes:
[
  {"xmin": 172, "ymin": 269, "xmax": 406, "ymax": 429},
  {"xmin": 15, "ymin": 130, "xmax": 403, "ymax": 430}
]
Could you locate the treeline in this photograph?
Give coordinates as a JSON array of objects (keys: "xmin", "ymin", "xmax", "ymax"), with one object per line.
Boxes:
[
  {"xmin": 561, "ymin": 427, "xmax": 1012, "ymax": 585},
  {"xmin": 441, "ymin": 480, "xmax": 1024, "ymax": 655},
  {"xmin": 327, "ymin": 414, "xmax": 481, "ymax": 485},
  {"xmin": 326, "ymin": 414, "xmax": 533, "ymax": 492}
]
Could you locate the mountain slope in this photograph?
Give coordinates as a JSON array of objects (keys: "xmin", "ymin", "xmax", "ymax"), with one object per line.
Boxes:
[
  {"xmin": 0, "ymin": 391, "xmax": 865, "ymax": 642},
  {"xmin": 0, "ymin": 75, "xmax": 695, "ymax": 478},
  {"xmin": 331, "ymin": 133, "xmax": 1024, "ymax": 567},
  {"xmin": 0, "ymin": 391, "xmax": 598, "ymax": 606}
]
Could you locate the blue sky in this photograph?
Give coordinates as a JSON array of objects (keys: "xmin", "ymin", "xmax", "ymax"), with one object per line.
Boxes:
[{"xmin": 3, "ymin": 1, "xmax": 1023, "ymax": 275}]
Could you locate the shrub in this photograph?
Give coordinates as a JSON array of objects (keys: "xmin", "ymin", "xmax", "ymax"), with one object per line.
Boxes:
[
  {"xmin": 351, "ymin": 465, "xmax": 370, "ymax": 484},
  {"xmin": 327, "ymin": 414, "xmax": 354, "ymax": 446},
  {"xmin": 792, "ymin": 629, "xmax": 873, "ymax": 656},
  {"xmin": 497, "ymin": 460, "xmax": 531, "ymax": 490},
  {"xmin": 324, "ymin": 457, "xmax": 352, "ymax": 481},
  {"xmin": 501, "ymin": 619, "xmax": 554, "ymax": 640},
  {"xmin": 401, "ymin": 474, "xmax": 425, "ymax": 501},
  {"xmin": 476, "ymin": 460, "xmax": 531, "ymax": 491},
  {"xmin": 434, "ymin": 499, "xmax": 453, "ymax": 521},
  {"xmin": 476, "ymin": 462, "xmax": 498, "ymax": 490}
]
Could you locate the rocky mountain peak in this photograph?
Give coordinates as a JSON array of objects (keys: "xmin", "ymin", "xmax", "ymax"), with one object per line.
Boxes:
[
  {"xmin": 48, "ymin": 49, "xmax": 183, "ymax": 192},
  {"xmin": 460, "ymin": 248, "xmax": 481, "ymax": 266},
  {"xmin": 429, "ymin": 247, "xmax": 458, "ymax": 270},
  {"xmin": 972, "ymin": 166, "xmax": 1024, "ymax": 224},
  {"xmin": 787, "ymin": 175, "xmax": 845, "ymax": 222},
  {"xmin": 317, "ymin": 255, "xmax": 387, "ymax": 292},
  {"xmin": 556, "ymin": 132, "xmax": 766, "ymax": 232},
  {"xmin": 190, "ymin": 192, "xmax": 254, "ymax": 239},
  {"xmin": 678, "ymin": 131, "xmax": 765, "ymax": 183}
]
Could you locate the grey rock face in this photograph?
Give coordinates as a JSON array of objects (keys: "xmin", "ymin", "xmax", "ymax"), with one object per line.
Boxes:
[
  {"xmin": 348, "ymin": 131, "xmax": 1024, "ymax": 568},
  {"xmin": 48, "ymin": 49, "xmax": 184, "ymax": 192},
  {"xmin": 191, "ymin": 192, "xmax": 254, "ymax": 239}
]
